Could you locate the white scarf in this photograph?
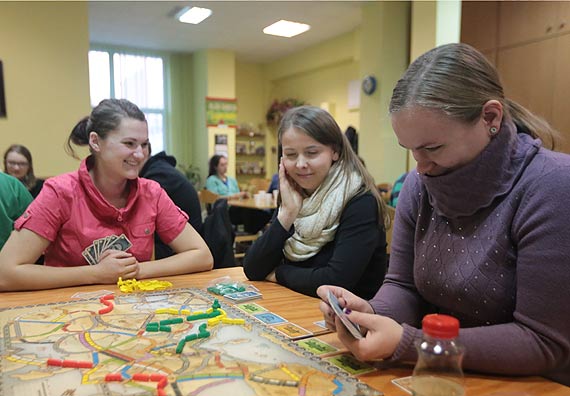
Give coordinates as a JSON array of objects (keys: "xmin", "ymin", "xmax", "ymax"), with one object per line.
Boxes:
[{"xmin": 283, "ymin": 162, "xmax": 363, "ymax": 261}]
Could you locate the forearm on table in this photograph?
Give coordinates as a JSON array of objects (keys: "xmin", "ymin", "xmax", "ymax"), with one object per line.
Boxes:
[
  {"xmin": 243, "ymin": 223, "xmax": 289, "ymax": 280},
  {"xmin": 0, "ymin": 264, "xmax": 99, "ymax": 291},
  {"xmin": 139, "ymin": 249, "xmax": 213, "ymax": 278}
]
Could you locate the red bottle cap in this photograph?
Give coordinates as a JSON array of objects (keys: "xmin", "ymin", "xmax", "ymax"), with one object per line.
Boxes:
[{"xmin": 422, "ymin": 314, "xmax": 459, "ymax": 339}]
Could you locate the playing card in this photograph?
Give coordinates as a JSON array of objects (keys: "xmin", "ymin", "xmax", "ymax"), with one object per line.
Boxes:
[
  {"xmin": 82, "ymin": 248, "xmax": 96, "ymax": 265},
  {"xmin": 107, "ymin": 234, "xmax": 132, "ymax": 252},
  {"xmin": 325, "ymin": 353, "xmax": 375, "ymax": 375},
  {"xmin": 224, "ymin": 291, "xmax": 262, "ymax": 302},
  {"xmin": 274, "ymin": 322, "xmax": 312, "ymax": 339},
  {"xmin": 236, "ymin": 302, "xmax": 267, "ymax": 314},
  {"xmin": 252, "ymin": 312, "xmax": 287, "ymax": 325},
  {"xmin": 327, "ymin": 290, "xmax": 363, "ymax": 339},
  {"xmin": 296, "ymin": 337, "xmax": 339, "ymax": 355}
]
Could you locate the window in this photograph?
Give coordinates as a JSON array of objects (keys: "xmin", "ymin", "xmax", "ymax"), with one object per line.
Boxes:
[{"xmin": 88, "ymin": 50, "xmax": 166, "ymax": 153}]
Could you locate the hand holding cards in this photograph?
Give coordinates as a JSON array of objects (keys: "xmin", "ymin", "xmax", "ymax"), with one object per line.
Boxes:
[
  {"xmin": 82, "ymin": 234, "xmax": 132, "ymax": 265},
  {"xmin": 327, "ymin": 290, "xmax": 363, "ymax": 339}
]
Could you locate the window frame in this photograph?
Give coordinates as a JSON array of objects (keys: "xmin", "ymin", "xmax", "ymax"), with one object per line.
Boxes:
[{"xmin": 88, "ymin": 45, "xmax": 170, "ymax": 152}]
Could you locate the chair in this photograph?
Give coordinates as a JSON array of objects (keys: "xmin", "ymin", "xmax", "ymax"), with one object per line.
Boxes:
[
  {"xmin": 385, "ymin": 205, "xmax": 396, "ymax": 255},
  {"xmin": 247, "ymin": 178, "xmax": 271, "ymax": 194},
  {"xmin": 201, "ymin": 199, "xmax": 237, "ymax": 268},
  {"xmin": 199, "ymin": 189, "xmax": 259, "ymax": 261},
  {"xmin": 377, "ymin": 183, "xmax": 393, "ymax": 204},
  {"xmin": 198, "ymin": 189, "xmax": 220, "ymax": 215}
]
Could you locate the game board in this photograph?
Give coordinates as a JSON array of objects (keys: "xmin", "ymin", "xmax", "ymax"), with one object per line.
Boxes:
[{"xmin": 0, "ymin": 288, "xmax": 381, "ymax": 396}]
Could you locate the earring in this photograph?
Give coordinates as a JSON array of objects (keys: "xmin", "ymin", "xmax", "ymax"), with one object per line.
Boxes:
[{"xmin": 489, "ymin": 126, "xmax": 498, "ymax": 135}]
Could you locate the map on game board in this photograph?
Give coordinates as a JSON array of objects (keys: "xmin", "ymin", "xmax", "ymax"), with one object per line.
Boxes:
[{"xmin": 0, "ymin": 288, "xmax": 381, "ymax": 396}]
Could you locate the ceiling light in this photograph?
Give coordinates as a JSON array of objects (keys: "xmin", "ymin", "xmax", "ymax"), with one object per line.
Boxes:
[
  {"xmin": 263, "ymin": 20, "xmax": 310, "ymax": 38},
  {"xmin": 176, "ymin": 6, "xmax": 212, "ymax": 24}
]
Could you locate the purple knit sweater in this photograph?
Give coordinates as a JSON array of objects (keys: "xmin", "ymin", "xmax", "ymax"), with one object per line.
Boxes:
[{"xmin": 370, "ymin": 121, "xmax": 570, "ymax": 386}]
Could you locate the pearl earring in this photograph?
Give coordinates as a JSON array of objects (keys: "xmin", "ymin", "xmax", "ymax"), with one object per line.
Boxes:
[{"xmin": 489, "ymin": 126, "xmax": 498, "ymax": 135}]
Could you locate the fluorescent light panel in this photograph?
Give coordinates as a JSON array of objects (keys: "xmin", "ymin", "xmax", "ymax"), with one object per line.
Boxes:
[
  {"xmin": 263, "ymin": 20, "xmax": 310, "ymax": 38},
  {"xmin": 177, "ymin": 6, "xmax": 212, "ymax": 24}
]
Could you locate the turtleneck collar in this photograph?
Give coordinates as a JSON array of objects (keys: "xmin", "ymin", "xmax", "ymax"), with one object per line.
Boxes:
[{"xmin": 420, "ymin": 121, "xmax": 541, "ymax": 219}]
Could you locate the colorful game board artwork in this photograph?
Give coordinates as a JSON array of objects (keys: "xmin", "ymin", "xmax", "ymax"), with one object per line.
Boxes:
[{"xmin": 0, "ymin": 288, "xmax": 382, "ymax": 396}]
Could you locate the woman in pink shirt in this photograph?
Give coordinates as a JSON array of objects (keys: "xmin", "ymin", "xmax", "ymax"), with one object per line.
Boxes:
[{"xmin": 0, "ymin": 99, "xmax": 213, "ymax": 291}]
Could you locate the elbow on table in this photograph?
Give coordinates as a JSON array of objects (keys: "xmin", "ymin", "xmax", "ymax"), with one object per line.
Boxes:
[
  {"xmin": 242, "ymin": 260, "xmax": 267, "ymax": 281},
  {"xmin": 201, "ymin": 249, "xmax": 214, "ymax": 272}
]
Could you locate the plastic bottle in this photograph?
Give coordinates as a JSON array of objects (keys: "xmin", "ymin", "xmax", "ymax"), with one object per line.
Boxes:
[{"xmin": 412, "ymin": 314, "xmax": 465, "ymax": 396}]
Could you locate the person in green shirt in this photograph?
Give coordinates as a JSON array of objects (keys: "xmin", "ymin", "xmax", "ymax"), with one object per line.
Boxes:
[{"xmin": 0, "ymin": 172, "xmax": 32, "ymax": 250}]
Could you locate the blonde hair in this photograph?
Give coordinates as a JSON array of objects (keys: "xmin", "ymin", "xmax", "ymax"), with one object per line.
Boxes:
[
  {"xmin": 278, "ymin": 105, "xmax": 390, "ymax": 229},
  {"xmin": 389, "ymin": 43, "xmax": 559, "ymax": 150}
]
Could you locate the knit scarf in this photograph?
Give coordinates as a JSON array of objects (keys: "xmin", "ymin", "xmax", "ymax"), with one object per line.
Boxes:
[{"xmin": 283, "ymin": 162, "xmax": 363, "ymax": 261}]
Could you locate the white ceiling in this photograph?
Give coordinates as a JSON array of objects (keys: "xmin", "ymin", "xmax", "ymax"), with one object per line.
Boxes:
[{"xmin": 88, "ymin": 1, "xmax": 364, "ymax": 64}]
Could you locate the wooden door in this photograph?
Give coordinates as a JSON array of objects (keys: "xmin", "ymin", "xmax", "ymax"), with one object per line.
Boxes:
[
  {"xmin": 461, "ymin": 1, "xmax": 499, "ymax": 51},
  {"xmin": 552, "ymin": 34, "xmax": 570, "ymax": 153},
  {"xmin": 497, "ymin": 38, "xmax": 557, "ymax": 125},
  {"xmin": 498, "ymin": 1, "xmax": 558, "ymax": 47}
]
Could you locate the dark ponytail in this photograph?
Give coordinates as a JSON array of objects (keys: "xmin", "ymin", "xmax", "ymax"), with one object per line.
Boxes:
[{"xmin": 66, "ymin": 116, "xmax": 91, "ymax": 159}]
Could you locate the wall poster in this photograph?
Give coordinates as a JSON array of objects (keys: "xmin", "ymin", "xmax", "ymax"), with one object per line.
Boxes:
[{"xmin": 206, "ymin": 97, "xmax": 237, "ymax": 127}]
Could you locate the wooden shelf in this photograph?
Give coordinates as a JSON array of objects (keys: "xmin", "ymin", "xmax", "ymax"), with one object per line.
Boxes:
[
  {"xmin": 236, "ymin": 133, "xmax": 265, "ymax": 139},
  {"xmin": 237, "ymin": 153, "xmax": 265, "ymax": 157}
]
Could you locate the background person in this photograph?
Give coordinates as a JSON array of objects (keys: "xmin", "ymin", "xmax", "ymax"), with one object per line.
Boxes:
[
  {"xmin": 3, "ymin": 144, "xmax": 44, "ymax": 198},
  {"xmin": 0, "ymin": 172, "xmax": 32, "ymax": 251},
  {"xmin": 243, "ymin": 106, "xmax": 388, "ymax": 299},
  {"xmin": 206, "ymin": 154, "xmax": 270, "ymax": 234},
  {"xmin": 205, "ymin": 155, "xmax": 248, "ymax": 200},
  {"xmin": 0, "ymin": 99, "xmax": 212, "ymax": 291},
  {"xmin": 318, "ymin": 43, "xmax": 570, "ymax": 386},
  {"xmin": 139, "ymin": 148, "xmax": 203, "ymax": 259}
]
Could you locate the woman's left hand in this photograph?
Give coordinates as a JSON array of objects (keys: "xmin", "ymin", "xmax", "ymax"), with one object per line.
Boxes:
[{"xmin": 334, "ymin": 311, "xmax": 404, "ymax": 362}]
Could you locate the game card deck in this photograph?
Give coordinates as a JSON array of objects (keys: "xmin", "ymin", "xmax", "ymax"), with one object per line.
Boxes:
[
  {"xmin": 224, "ymin": 290, "xmax": 262, "ymax": 302},
  {"xmin": 327, "ymin": 290, "xmax": 363, "ymax": 339},
  {"xmin": 82, "ymin": 234, "xmax": 132, "ymax": 265}
]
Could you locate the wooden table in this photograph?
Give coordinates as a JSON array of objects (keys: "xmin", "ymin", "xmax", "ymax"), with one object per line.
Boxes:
[
  {"xmin": 228, "ymin": 197, "xmax": 277, "ymax": 210},
  {"xmin": 1, "ymin": 267, "xmax": 568, "ymax": 396}
]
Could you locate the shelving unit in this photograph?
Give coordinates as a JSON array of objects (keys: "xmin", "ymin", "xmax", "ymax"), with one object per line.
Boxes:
[{"xmin": 236, "ymin": 124, "xmax": 267, "ymax": 187}]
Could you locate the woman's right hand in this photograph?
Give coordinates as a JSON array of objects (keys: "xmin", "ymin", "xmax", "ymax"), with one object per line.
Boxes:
[
  {"xmin": 277, "ymin": 158, "xmax": 303, "ymax": 230},
  {"xmin": 316, "ymin": 285, "xmax": 374, "ymax": 331},
  {"xmin": 95, "ymin": 250, "xmax": 139, "ymax": 283}
]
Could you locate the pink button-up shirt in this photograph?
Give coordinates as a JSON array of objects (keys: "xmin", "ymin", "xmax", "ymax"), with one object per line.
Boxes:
[{"xmin": 14, "ymin": 157, "xmax": 188, "ymax": 267}]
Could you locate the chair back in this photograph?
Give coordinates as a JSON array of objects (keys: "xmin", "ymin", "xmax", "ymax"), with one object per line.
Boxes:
[
  {"xmin": 199, "ymin": 189, "xmax": 220, "ymax": 204},
  {"xmin": 377, "ymin": 183, "xmax": 393, "ymax": 204},
  {"xmin": 199, "ymin": 189, "xmax": 220, "ymax": 215},
  {"xmin": 248, "ymin": 178, "xmax": 271, "ymax": 194},
  {"xmin": 202, "ymin": 199, "xmax": 237, "ymax": 268},
  {"xmin": 385, "ymin": 205, "xmax": 396, "ymax": 254}
]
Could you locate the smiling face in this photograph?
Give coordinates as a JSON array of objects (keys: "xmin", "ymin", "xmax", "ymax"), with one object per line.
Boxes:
[
  {"xmin": 281, "ymin": 127, "xmax": 339, "ymax": 195},
  {"xmin": 392, "ymin": 106, "xmax": 494, "ymax": 176},
  {"xmin": 90, "ymin": 118, "xmax": 149, "ymax": 181},
  {"xmin": 5, "ymin": 151, "xmax": 30, "ymax": 180}
]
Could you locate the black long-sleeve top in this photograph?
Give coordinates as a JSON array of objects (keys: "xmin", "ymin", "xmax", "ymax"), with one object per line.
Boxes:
[
  {"xmin": 243, "ymin": 192, "xmax": 387, "ymax": 299},
  {"xmin": 139, "ymin": 151, "xmax": 203, "ymax": 259}
]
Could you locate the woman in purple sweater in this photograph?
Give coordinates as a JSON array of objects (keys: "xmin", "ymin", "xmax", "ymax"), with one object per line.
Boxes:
[{"xmin": 318, "ymin": 43, "xmax": 570, "ymax": 386}]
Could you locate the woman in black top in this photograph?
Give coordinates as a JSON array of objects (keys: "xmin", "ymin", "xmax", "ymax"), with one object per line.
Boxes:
[{"xmin": 243, "ymin": 106, "xmax": 388, "ymax": 298}]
